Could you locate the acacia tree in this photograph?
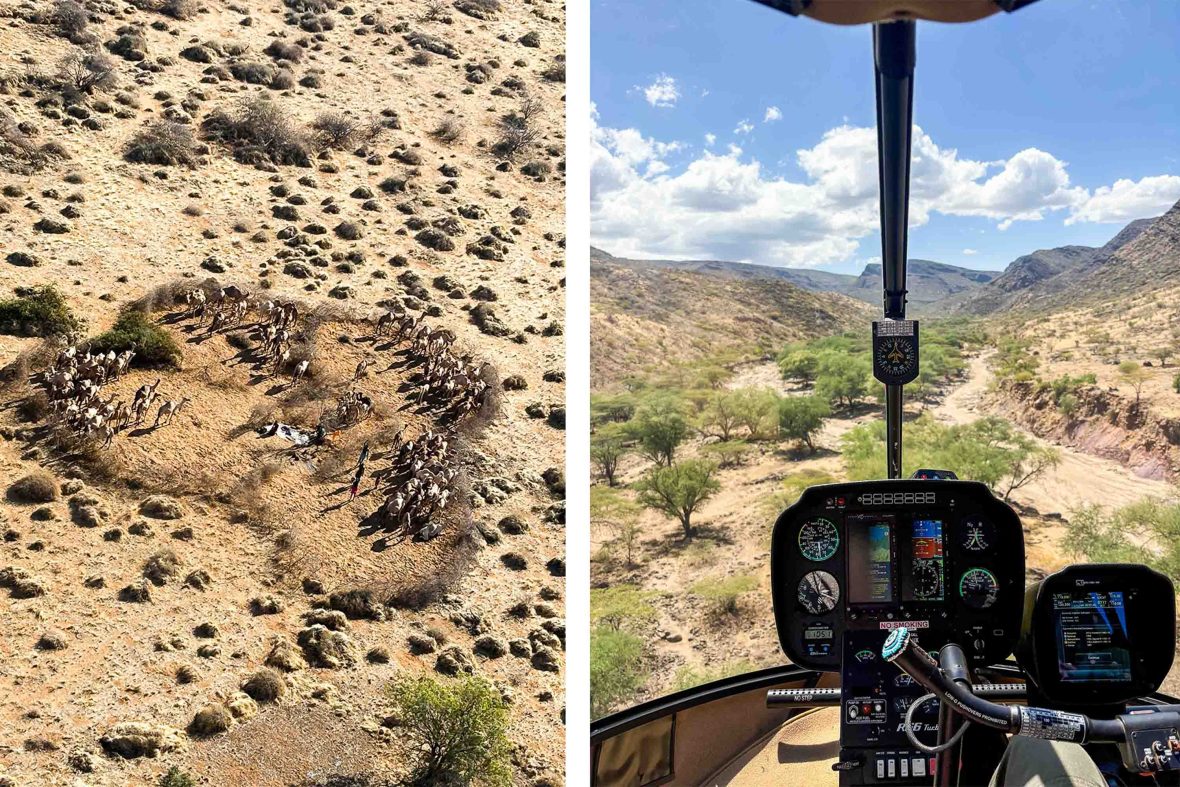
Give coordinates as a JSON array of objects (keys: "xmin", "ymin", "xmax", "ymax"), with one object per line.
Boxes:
[
  {"xmin": 1118, "ymin": 360, "xmax": 1150, "ymax": 408},
  {"xmin": 699, "ymin": 390, "xmax": 743, "ymax": 441},
  {"xmin": 778, "ymin": 395, "xmax": 830, "ymax": 453},
  {"xmin": 388, "ymin": 675, "xmax": 511, "ymax": 787},
  {"xmin": 636, "ymin": 459, "xmax": 720, "ymax": 540},
  {"xmin": 814, "ymin": 352, "xmax": 870, "ymax": 408},
  {"xmin": 628, "ymin": 394, "xmax": 689, "ymax": 466},
  {"xmin": 591, "ymin": 486, "xmax": 642, "ymax": 566},
  {"xmin": 590, "ymin": 423, "xmax": 628, "ymax": 486}
]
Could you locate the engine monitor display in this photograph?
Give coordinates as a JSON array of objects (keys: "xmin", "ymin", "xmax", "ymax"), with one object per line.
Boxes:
[
  {"xmin": 1053, "ymin": 590, "xmax": 1133, "ymax": 683},
  {"xmin": 847, "ymin": 514, "xmax": 894, "ymax": 604},
  {"xmin": 906, "ymin": 519, "xmax": 944, "ymax": 601}
]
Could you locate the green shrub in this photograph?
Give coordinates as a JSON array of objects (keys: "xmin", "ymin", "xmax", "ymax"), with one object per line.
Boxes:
[
  {"xmin": 387, "ymin": 675, "xmax": 511, "ymax": 787},
  {"xmin": 1174, "ymin": 372, "xmax": 1180, "ymax": 394},
  {"xmin": 0, "ymin": 285, "xmax": 82, "ymax": 337},
  {"xmin": 160, "ymin": 768, "xmax": 197, "ymax": 787},
  {"xmin": 590, "ymin": 626, "xmax": 646, "ymax": 719},
  {"xmin": 590, "ymin": 585, "xmax": 658, "ymax": 631},
  {"xmin": 89, "ymin": 310, "xmax": 182, "ymax": 368},
  {"xmin": 690, "ymin": 574, "xmax": 758, "ymax": 616}
]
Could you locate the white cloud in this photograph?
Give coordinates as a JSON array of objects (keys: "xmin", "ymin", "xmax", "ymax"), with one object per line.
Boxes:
[
  {"xmin": 1065, "ymin": 174, "xmax": 1180, "ymax": 224},
  {"xmin": 734, "ymin": 119, "xmax": 754, "ymax": 135},
  {"xmin": 704, "ymin": 133, "xmax": 716, "ymax": 146},
  {"xmin": 591, "ymin": 114, "xmax": 1178, "ymax": 268},
  {"xmin": 962, "ymin": 249, "xmax": 978, "ymax": 255},
  {"xmin": 764, "ymin": 106, "xmax": 782, "ymax": 123},
  {"xmin": 641, "ymin": 74, "xmax": 679, "ymax": 108}
]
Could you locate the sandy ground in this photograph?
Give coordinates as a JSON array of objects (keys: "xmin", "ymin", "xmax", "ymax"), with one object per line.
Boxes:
[{"xmin": 0, "ymin": 0, "xmax": 567, "ymax": 783}]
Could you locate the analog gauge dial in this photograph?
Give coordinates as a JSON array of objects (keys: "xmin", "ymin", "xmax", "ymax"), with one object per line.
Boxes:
[
  {"xmin": 959, "ymin": 567, "xmax": 999, "ymax": 609},
  {"xmin": 798, "ymin": 518, "xmax": 839, "ymax": 562},
  {"xmin": 960, "ymin": 518, "xmax": 995, "ymax": 553},
  {"xmin": 877, "ymin": 337, "xmax": 917, "ymax": 378},
  {"xmin": 797, "ymin": 570, "xmax": 840, "ymax": 615},
  {"xmin": 911, "ymin": 559, "xmax": 943, "ymax": 600}
]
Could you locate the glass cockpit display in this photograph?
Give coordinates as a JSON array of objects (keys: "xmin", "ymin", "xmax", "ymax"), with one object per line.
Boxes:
[
  {"xmin": 847, "ymin": 514, "xmax": 894, "ymax": 604},
  {"xmin": 906, "ymin": 519, "xmax": 944, "ymax": 601},
  {"xmin": 1053, "ymin": 590, "xmax": 1133, "ymax": 683}
]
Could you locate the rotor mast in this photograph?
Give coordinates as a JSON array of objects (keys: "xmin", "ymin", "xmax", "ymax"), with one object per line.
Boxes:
[{"xmin": 873, "ymin": 20, "xmax": 916, "ymax": 479}]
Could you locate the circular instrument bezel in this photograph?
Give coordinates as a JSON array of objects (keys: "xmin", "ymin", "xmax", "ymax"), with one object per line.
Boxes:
[{"xmin": 797, "ymin": 517, "xmax": 840, "ymax": 562}]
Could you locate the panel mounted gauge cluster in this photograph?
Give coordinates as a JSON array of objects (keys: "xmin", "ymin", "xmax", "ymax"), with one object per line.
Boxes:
[{"xmin": 770, "ymin": 479, "xmax": 1025, "ymax": 673}]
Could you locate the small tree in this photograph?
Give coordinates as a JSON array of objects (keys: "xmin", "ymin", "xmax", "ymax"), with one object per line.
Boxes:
[
  {"xmin": 590, "ymin": 486, "xmax": 642, "ymax": 566},
  {"xmin": 636, "ymin": 459, "xmax": 720, "ymax": 540},
  {"xmin": 699, "ymin": 390, "xmax": 742, "ymax": 441},
  {"xmin": 387, "ymin": 675, "xmax": 511, "ymax": 787},
  {"xmin": 731, "ymin": 388, "xmax": 779, "ymax": 440},
  {"xmin": 778, "ymin": 395, "xmax": 830, "ymax": 453},
  {"xmin": 1117, "ymin": 360, "xmax": 1149, "ymax": 408},
  {"xmin": 814, "ymin": 352, "xmax": 870, "ymax": 408},
  {"xmin": 57, "ymin": 49, "xmax": 116, "ymax": 96},
  {"xmin": 628, "ymin": 394, "xmax": 688, "ymax": 466},
  {"xmin": 590, "ymin": 423, "xmax": 628, "ymax": 486},
  {"xmin": 590, "ymin": 585, "xmax": 659, "ymax": 630},
  {"xmin": 778, "ymin": 349, "xmax": 819, "ymax": 383}
]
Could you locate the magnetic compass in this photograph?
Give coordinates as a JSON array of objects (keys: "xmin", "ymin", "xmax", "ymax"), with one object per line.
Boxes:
[{"xmin": 872, "ymin": 320, "xmax": 920, "ymax": 385}]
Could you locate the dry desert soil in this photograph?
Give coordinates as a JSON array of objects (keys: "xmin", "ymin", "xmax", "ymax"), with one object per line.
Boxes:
[{"xmin": 0, "ymin": 0, "xmax": 566, "ymax": 784}]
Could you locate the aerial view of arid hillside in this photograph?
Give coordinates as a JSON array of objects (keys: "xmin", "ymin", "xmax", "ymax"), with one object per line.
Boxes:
[
  {"xmin": 589, "ymin": 202, "xmax": 1180, "ymax": 715},
  {"xmin": 0, "ymin": 0, "xmax": 565, "ymax": 784}
]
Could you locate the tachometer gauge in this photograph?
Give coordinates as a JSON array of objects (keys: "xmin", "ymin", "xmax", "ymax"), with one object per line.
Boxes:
[
  {"xmin": 798, "ymin": 518, "xmax": 839, "ymax": 562},
  {"xmin": 960, "ymin": 518, "xmax": 994, "ymax": 553},
  {"xmin": 797, "ymin": 570, "xmax": 840, "ymax": 614},
  {"xmin": 959, "ymin": 567, "xmax": 999, "ymax": 609},
  {"xmin": 911, "ymin": 559, "xmax": 943, "ymax": 600}
]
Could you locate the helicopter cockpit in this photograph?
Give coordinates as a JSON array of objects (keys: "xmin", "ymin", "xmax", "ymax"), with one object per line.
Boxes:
[{"xmin": 590, "ymin": 1, "xmax": 1180, "ymax": 785}]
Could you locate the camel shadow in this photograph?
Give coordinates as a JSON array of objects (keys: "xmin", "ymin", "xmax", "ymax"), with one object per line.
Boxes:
[{"xmin": 127, "ymin": 427, "xmax": 155, "ymax": 438}]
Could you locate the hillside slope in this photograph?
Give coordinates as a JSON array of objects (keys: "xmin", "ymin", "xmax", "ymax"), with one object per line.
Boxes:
[
  {"xmin": 951, "ymin": 217, "xmax": 1156, "ymax": 316},
  {"xmin": 591, "ymin": 257, "xmax": 871, "ymax": 389},
  {"xmin": 590, "ymin": 247, "xmax": 997, "ymax": 311}
]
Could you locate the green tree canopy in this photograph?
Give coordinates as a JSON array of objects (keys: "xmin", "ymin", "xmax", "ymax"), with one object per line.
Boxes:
[
  {"xmin": 635, "ymin": 459, "xmax": 721, "ymax": 539},
  {"xmin": 777, "ymin": 395, "xmax": 830, "ymax": 452},
  {"xmin": 590, "ymin": 422, "xmax": 629, "ymax": 486},
  {"xmin": 387, "ymin": 675, "xmax": 511, "ymax": 787},
  {"xmin": 627, "ymin": 393, "xmax": 690, "ymax": 466}
]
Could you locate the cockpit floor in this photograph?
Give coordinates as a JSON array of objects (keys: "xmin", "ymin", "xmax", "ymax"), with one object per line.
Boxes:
[{"xmin": 704, "ymin": 706, "xmax": 840, "ymax": 786}]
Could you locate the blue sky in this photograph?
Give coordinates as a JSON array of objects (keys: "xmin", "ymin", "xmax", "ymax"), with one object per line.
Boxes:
[{"xmin": 590, "ymin": 0, "xmax": 1180, "ymax": 273}]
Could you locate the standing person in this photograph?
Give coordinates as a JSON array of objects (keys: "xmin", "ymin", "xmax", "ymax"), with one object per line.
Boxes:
[{"xmin": 350, "ymin": 442, "xmax": 370, "ymax": 501}]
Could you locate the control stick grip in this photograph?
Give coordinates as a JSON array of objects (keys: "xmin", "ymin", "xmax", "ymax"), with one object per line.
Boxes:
[{"xmin": 883, "ymin": 627, "xmax": 1021, "ymax": 733}]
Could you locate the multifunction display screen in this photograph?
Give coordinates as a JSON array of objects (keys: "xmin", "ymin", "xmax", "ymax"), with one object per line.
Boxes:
[
  {"xmin": 905, "ymin": 519, "xmax": 945, "ymax": 601},
  {"xmin": 1053, "ymin": 591, "xmax": 1133, "ymax": 683},
  {"xmin": 847, "ymin": 514, "xmax": 894, "ymax": 604}
]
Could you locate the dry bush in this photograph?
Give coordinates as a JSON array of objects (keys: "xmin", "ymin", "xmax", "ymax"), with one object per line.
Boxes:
[
  {"xmin": 51, "ymin": 0, "xmax": 90, "ymax": 42},
  {"xmin": 310, "ymin": 112, "xmax": 382, "ymax": 150},
  {"xmin": 162, "ymin": 0, "xmax": 200, "ymax": 19},
  {"xmin": 409, "ymin": 50, "xmax": 433, "ymax": 67},
  {"xmin": 189, "ymin": 704, "xmax": 231, "ymax": 736},
  {"xmin": 7, "ymin": 473, "xmax": 59, "ymax": 503},
  {"xmin": 56, "ymin": 49, "xmax": 116, "ymax": 97},
  {"xmin": 197, "ymin": 363, "xmax": 245, "ymax": 391},
  {"xmin": 457, "ymin": 360, "xmax": 502, "ymax": 435},
  {"xmin": 125, "ymin": 119, "xmax": 200, "ymax": 168},
  {"xmin": 264, "ymin": 40, "xmax": 303, "ymax": 63},
  {"xmin": 242, "ymin": 668, "xmax": 285, "ymax": 702},
  {"xmin": 202, "ymin": 97, "xmax": 312, "ymax": 167},
  {"xmin": 542, "ymin": 56, "xmax": 565, "ymax": 83},
  {"xmin": 453, "ymin": 0, "xmax": 499, "ymax": 19},
  {"xmin": 272, "ymin": 526, "xmax": 322, "ymax": 579},
  {"xmin": 430, "ymin": 117, "xmax": 464, "ymax": 145},
  {"xmin": 143, "ymin": 548, "xmax": 182, "ymax": 585},
  {"xmin": 125, "ymin": 279, "xmax": 198, "ymax": 313},
  {"xmin": 0, "ymin": 110, "xmax": 68, "ymax": 174},
  {"xmin": 493, "ymin": 96, "xmax": 543, "ymax": 159},
  {"xmin": 419, "ymin": 0, "xmax": 447, "ymax": 21}
]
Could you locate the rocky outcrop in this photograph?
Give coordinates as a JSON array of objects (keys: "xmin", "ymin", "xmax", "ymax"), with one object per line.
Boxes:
[{"xmin": 993, "ymin": 378, "xmax": 1180, "ymax": 481}]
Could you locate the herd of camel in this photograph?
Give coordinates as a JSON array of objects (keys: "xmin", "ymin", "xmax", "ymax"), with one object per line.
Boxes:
[{"xmin": 25, "ymin": 282, "xmax": 496, "ymax": 539}]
